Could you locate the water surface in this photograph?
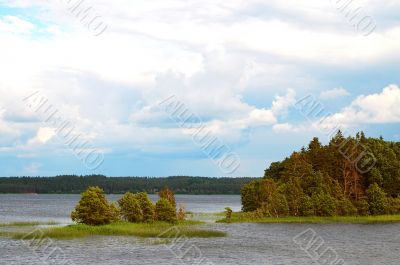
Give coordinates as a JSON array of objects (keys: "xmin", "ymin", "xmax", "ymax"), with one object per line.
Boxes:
[{"xmin": 1, "ymin": 194, "xmax": 399, "ymax": 265}]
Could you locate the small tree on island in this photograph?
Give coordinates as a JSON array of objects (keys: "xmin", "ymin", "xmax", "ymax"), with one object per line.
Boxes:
[
  {"xmin": 135, "ymin": 192, "xmax": 155, "ymax": 222},
  {"xmin": 71, "ymin": 186, "xmax": 115, "ymax": 225},
  {"xmin": 118, "ymin": 192, "xmax": 143, "ymax": 222},
  {"xmin": 155, "ymin": 198, "xmax": 177, "ymax": 223},
  {"xmin": 159, "ymin": 187, "xmax": 176, "ymax": 209},
  {"xmin": 225, "ymin": 207, "xmax": 233, "ymax": 223}
]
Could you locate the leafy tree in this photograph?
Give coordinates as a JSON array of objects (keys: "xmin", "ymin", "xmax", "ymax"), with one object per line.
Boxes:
[
  {"xmin": 155, "ymin": 198, "xmax": 177, "ymax": 223},
  {"xmin": 388, "ymin": 197, "xmax": 400, "ymax": 214},
  {"xmin": 367, "ymin": 183, "xmax": 389, "ymax": 215},
  {"xmin": 109, "ymin": 202, "xmax": 120, "ymax": 222},
  {"xmin": 118, "ymin": 192, "xmax": 143, "ymax": 222},
  {"xmin": 311, "ymin": 191, "xmax": 336, "ymax": 216},
  {"xmin": 134, "ymin": 192, "xmax": 155, "ymax": 222},
  {"xmin": 336, "ymin": 198, "xmax": 357, "ymax": 216},
  {"xmin": 159, "ymin": 187, "xmax": 176, "ymax": 209},
  {"xmin": 241, "ymin": 181, "xmax": 259, "ymax": 212},
  {"xmin": 71, "ymin": 186, "xmax": 115, "ymax": 225},
  {"xmin": 300, "ymin": 195, "xmax": 314, "ymax": 216},
  {"xmin": 241, "ymin": 132, "xmax": 400, "ymax": 218},
  {"xmin": 282, "ymin": 178, "xmax": 304, "ymax": 216}
]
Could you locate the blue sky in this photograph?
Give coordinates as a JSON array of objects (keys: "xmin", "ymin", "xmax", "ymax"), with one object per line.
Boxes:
[{"xmin": 0, "ymin": 0, "xmax": 399, "ymax": 177}]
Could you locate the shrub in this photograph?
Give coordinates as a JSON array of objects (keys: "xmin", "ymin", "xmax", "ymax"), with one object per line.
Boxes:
[
  {"xmin": 177, "ymin": 205, "xmax": 186, "ymax": 221},
  {"xmin": 388, "ymin": 197, "xmax": 400, "ymax": 214},
  {"xmin": 311, "ymin": 191, "xmax": 336, "ymax": 216},
  {"xmin": 109, "ymin": 203, "xmax": 120, "ymax": 222},
  {"xmin": 118, "ymin": 192, "xmax": 143, "ymax": 222},
  {"xmin": 155, "ymin": 198, "xmax": 177, "ymax": 223},
  {"xmin": 354, "ymin": 199, "xmax": 370, "ymax": 216},
  {"xmin": 135, "ymin": 192, "xmax": 155, "ymax": 222},
  {"xmin": 300, "ymin": 195, "xmax": 315, "ymax": 216},
  {"xmin": 241, "ymin": 181, "xmax": 259, "ymax": 212},
  {"xmin": 159, "ymin": 187, "xmax": 176, "ymax": 210},
  {"xmin": 71, "ymin": 186, "xmax": 115, "ymax": 225},
  {"xmin": 224, "ymin": 207, "xmax": 233, "ymax": 223},
  {"xmin": 367, "ymin": 183, "xmax": 389, "ymax": 215},
  {"xmin": 336, "ymin": 198, "xmax": 357, "ymax": 216}
]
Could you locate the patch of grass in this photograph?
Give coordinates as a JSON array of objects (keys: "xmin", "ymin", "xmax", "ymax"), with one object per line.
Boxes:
[
  {"xmin": 4, "ymin": 221, "xmax": 227, "ymax": 240},
  {"xmin": 217, "ymin": 212, "xmax": 400, "ymax": 224},
  {"xmin": 0, "ymin": 221, "xmax": 58, "ymax": 227}
]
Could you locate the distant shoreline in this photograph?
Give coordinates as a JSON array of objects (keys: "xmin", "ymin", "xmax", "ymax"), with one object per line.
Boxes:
[{"xmin": 0, "ymin": 175, "xmax": 256, "ymax": 195}]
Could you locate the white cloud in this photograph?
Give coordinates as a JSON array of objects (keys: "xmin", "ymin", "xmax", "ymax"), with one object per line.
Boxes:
[
  {"xmin": 320, "ymin": 88, "xmax": 350, "ymax": 100},
  {"xmin": 272, "ymin": 122, "xmax": 308, "ymax": 133},
  {"xmin": 27, "ymin": 127, "xmax": 56, "ymax": 146},
  {"xmin": 0, "ymin": 0, "xmax": 399, "ymax": 168},
  {"xmin": 271, "ymin": 89, "xmax": 296, "ymax": 116},
  {"xmin": 0, "ymin": 15, "xmax": 34, "ymax": 34},
  {"xmin": 318, "ymin": 85, "xmax": 400, "ymax": 127}
]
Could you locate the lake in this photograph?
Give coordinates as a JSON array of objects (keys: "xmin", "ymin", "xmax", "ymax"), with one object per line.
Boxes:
[{"xmin": 1, "ymin": 194, "xmax": 400, "ymax": 265}]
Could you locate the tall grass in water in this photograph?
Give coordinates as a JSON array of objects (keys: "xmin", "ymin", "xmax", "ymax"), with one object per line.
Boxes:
[{"xmin": 0, "ymin": 221, "xmax": 58, "ymax": 227}]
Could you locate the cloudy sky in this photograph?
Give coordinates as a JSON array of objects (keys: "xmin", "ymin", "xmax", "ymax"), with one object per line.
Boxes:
[{"xmin": 0, "ymin": 0, "xmax": 399, "ymax": 177}]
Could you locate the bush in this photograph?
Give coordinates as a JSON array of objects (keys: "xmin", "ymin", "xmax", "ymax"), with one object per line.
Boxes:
[
  {"xmin": 300, "ymin": 195, "xmax": 315, "ymax": 216},
  {"xmin": 118, "ymin": 192, "xmax": 143, "ymax": 222},
  {"xmin": 155, "ymin": 198, "xmax": 177, "ymax": 223},
  {"xmin": 387, "ymin": 197, "xmax": 400, "ymax": 214},
  {"xmin": 71, "ymin": 186, "xmax": 115, "ymax": 225},
  {"xmin": 354, "ymin": 199, "xmax": 370, "ymax": 216},
  {"xmin": 109, "ymin": 203, "xmax": 120, "ymax": 222},
  {"xmin": 177, "ymin": 205, "xmax": 186, "ymax": 221},
  {"xmin": 224, "ymin": 207, "xmax": 233, "ymax": 223},
  {"xmin": 159, "ymin": 187, "xmax": 176, "ymax": 210},
  {"xmin": 336, "ymin": 198, "xmax": 357, "ymax": 216},
  {"xmin": 259, "ymin": 194, "xmax": 289, "ymax": 217},
  {"xmin": 367, "ymin": 183, "xmax": 389, "ymax": 215},
  {"xmin": 241, "ymin": 181, "xmax": 259, "ymax": 212},
  {"xmin": 135, "ymin": 192, "xmax": 155, "ymax": 222},
  {"xmin": 311, "ymin": 191, "xmax": 336, "ymax": 216}
]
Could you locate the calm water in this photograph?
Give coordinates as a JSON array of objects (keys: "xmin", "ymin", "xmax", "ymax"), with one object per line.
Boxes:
[{"xmin": 1, "ymin": 194, "xmax": 400, "ymax": 265}]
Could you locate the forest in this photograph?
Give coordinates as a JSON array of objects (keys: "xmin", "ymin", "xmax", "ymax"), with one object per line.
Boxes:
[
  {"xmin": 0, "ymin": 175, "xmax": 254, "ymax": 194},
  {"xmin": 241, "ymin": 131, "xmax": 400, "ymax": 217}
]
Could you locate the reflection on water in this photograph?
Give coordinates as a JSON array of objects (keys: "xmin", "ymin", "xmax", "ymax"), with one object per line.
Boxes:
[{"xmin": 1, "ymin": 194, "xmax": 400, "ymax": 265}]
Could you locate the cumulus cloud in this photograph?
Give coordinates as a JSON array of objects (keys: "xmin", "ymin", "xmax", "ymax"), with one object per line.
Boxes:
[
  {"xmin": 318, "ymin": 85, "xmax": 400, "ymax": 127},
  {"xmin": 0, "ymin": 1, "xmax": 399, "ymax": 176},
  {"xmin": 27, "ymin": 127, "xmax": 56, "ymax": 146},
  {"xmin": 320, "ymin": 88, "xmax": 350, "ymax": 100}
]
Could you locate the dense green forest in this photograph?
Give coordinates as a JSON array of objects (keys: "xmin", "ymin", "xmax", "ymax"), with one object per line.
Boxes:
[
  {"xmin": 0, "ymin": 175, "xmax": 254, "ymax": 194},
  {"xmin": 241, "ymin": 132, "xmax": 400, "ymax": 217}
]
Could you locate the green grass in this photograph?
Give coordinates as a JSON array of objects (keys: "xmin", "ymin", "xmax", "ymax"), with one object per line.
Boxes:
[
  {"xmin": 0, "ymin": 221, "xmax": 58, "ymax": 227},
  {"xmin": 2, "ymin": 221, "xmax": 227, "ymax": 240},
  {"xmin": 217, "ymin": 212, "xmax": 400, "ymax": 224}
]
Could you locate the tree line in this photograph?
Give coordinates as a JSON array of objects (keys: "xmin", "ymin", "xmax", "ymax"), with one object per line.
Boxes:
[
  {"xmin": 72, "ymin": 186, "xmax": 181, "ymax": 225},
  {"xmin": 0, "ymin": 176, "xmax": 254, "ymax": 194},
  {"xmin": 241, "ymin": 131, "xmax": 400, "ymax": 217}
]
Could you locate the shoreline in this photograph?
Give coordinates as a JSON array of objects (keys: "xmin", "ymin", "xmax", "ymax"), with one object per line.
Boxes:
[{"xmin": 217, "ymin": 213, "xmax": 400, "ymax": 224}]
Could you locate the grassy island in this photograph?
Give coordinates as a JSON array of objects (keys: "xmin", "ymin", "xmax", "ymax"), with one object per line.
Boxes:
[{"xmin": 0, "ymin": 220, "xmax": 226, "ymax": 240}]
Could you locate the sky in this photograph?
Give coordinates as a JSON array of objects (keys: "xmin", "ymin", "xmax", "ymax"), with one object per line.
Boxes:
[{"xmin": 0, "ymin": 0, "xmax": 399, "ymax": 177}]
